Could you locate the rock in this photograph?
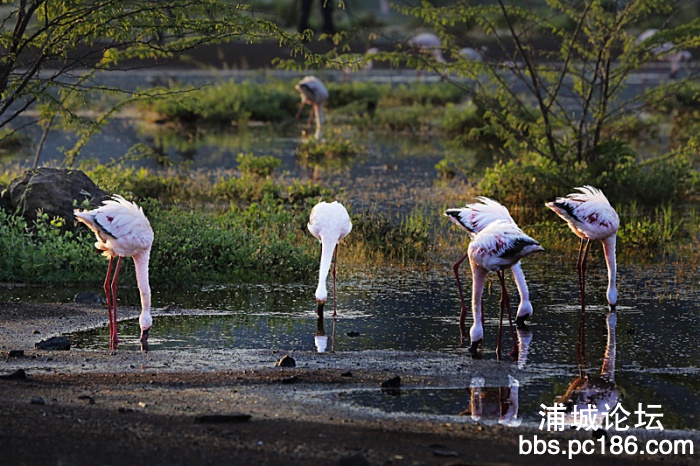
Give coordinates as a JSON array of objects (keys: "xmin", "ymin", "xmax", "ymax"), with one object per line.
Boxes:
[
  {"xmin": 380, "ymin": 376, "xmax": 401, "ymax": 389},
  {"xmin": 35, "ymin": 336, "xmax": 71, "ymax": 351},
  {"xmin": 280, "ymin": 376, "xmax": 298, "ymax": 384},
  {"xmin": 194, "ymin": 414, "xmax": 252, "ymax": 424},
  {"xmin": 275, "ymin": 355, "xmax": 296, "ymax": 368},
  {"xmin": 7, "ymin": 350, "xmax": 24, "ymax": 358},
  {"xmin": 6, "ymin": 168, "xmax": 107, "ymax": 228},
  {"xmin": 78, "ymin": 395, "xmax": 95, "ymax": 404},
  {"xmin": 433, "ymin": 449, "xmax": 459, "ymax": 457},
  {"xmin": 30, "ymin": 396, "xmax": 45, "ymax": 405},
  {"xmin": 346, "ymin": 331, "xmax": 361, "ymax": 337},
  {"xmin": 340, "ymin": 371, "xmax": 353, "ymax": 377},
  {"xmin": 0, "ymin": 369, "xmax": 27, "ymax": 380},
  {"xmin": 74, "ymin": 291, "xmax": 105, "ymax": 305}
]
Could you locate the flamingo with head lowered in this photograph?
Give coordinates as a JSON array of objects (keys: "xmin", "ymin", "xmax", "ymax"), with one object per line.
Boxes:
[
  {"xmin": 465, "ymin": 220, "xmax": 544, "ymax": 357},
  {"xmin": 546, "ymin": 186, "xmax": 619, "ymax": 312},
  {"xmin": 445, "ymin": 197, "xmax": 536, "ymax": 328},
  {"xmin": 295, "ymin": 76, "xmax": 329, "ymax": 140},
  {"xmin": 74, "ymin": 195, "xmax": 154, "ymax": 351},
  {"xmin": 308, "ymin": 201, "xmax": 352, "ymax": 317}
]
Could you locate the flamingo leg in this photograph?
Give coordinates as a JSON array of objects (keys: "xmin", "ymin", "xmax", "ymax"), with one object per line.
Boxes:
[
  {"xmin": 307, "ymin": 105, "xmax": 315, "ymax": 130},
  {"xmin": 103, "ymin": 255, "xmax": 114, "ymax": 350},
  {"xmin": 110, "ymin": 256, "xmax": 123, "ymax": 350},
  {"xmin": 332, "ymin": 244, "xmax": 338, "ymax": 317},
  {"xmin": 496, "ymin": 271, "xmax": 505, "ymax": 360},
  {"xmin": 576, "ymin": 238, "xmax": 591, "ymax": 313},
  {"xmin": 452, "ymin": 251, "xmax": 470, "ymax": 342}
]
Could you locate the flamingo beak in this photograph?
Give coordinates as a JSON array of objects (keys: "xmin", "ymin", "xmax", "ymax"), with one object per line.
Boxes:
[
  {"xmin": 140, "ymin": 328, "xmax": 149, "ymax": 352},
  {"xmin": 609, "ymin": 304, "xmax": 616, "ymax": 312},
  {"xmin": 316, "ymin": 300, "xmax": 325, "ymax": 317}
]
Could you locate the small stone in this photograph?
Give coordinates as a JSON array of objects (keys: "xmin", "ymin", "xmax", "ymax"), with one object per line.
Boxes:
[
  {"xmin": 74, "ymin": 291, "xmax": 105, "ymax": 305},
  {"xmin": 30, "ymin": 396, "xmax": 45, "ymax": 405},
  {"xmin": 78, "ymin": 395, "xmax": 95, "ymax": 404},
  {"xmin": 340, "ymin": 371, "xmax": 353, "ymax": 377},
  {"xmin": 0, "ymin": 369, "xmax": 27, "ymax": 380},
  {"xmin": 346, "ymin": 331, "xmax": 361, "ymax": 337},
  {"xmin": 281, "ymin": 376, "xmax": 298, "ymax": 384},
  {"xmin": 380, "ymin": 376, "xmax": 401, "ymax": 389},
  {"xmin": 7, "ymin": 350, "xmax": 24, "ymax": 358},
  {"xmin": 275, "ymin": 355, "xmax": 296, "ymax": 368},
  {"xmin": 35, "ymin": 336, "xmax": 70, "ymax": 351},
  {"xmin": 33, "ymin": 330, "xmax": 40, "ymax": 335}
]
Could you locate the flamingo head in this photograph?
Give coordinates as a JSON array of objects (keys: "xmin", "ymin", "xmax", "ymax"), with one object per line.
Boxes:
[{"xmin": 607, "ymin": 288, "xmax": 617, "ymax": 312}]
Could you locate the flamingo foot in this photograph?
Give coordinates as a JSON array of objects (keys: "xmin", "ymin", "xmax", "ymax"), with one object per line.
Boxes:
[
  {"xmin": 515, "ymin": 313, "xmax": 531, "ymax": 329},
  {"xmin": 509, "ymin": 345, "xmax": 519, "ymax": 360}
]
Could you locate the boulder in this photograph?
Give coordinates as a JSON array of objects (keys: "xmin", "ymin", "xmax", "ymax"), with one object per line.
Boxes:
[{"xmin": 6, "ymin": 168, "xmax": 107, "ymax": 228}]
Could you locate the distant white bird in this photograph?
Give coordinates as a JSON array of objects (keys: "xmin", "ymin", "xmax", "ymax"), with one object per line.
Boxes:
[
  {"xmin": 459, "ymin": 46, "xmax": 485, "ymax": 62},
  {"xmin": 74, "ymin": 195, "xmax": 154, "ymax": 351},
  {"xmin": 636, "ymin": 29, "xmax": 692, "ymax": 78},
  {"xmin": 546, "ymin": 186, "xmax": 619, "ymax": 312},
  {"xmin": 308, "ymin": 201, "xmax": 352, "ymax": 317},
  {"xmin": 408, "ymin": 32, "xmax": 446, "ymax": 63},
  {"xmin": 295, "ymin": 76, "xmax": 329, "ymax": 140},
  {"xmin": 445, "ymin": 197, "xmax": 535, "ymax": 327},
  {"xmin": 465, "ymin": 220, "xmax": 544, "ymax": 357}
]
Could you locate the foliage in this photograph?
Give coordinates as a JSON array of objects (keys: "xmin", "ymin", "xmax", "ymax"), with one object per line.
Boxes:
[
  {"xmin": 0, "ymin": 1, "xmax": 320, "ymax": 165},
  {"xmin": 295, "ymin": 137, "xmax": 363, "ymax": 171},
  {"xmin": 139, "ymin": 81, "xmax": 300, "ymax": 124},
  {"xmin": 236, "ymin": 153, "xmax": 280, "ymax": 178},
  {"xmin": 394, "ymin": 0, "xmax": 700, "ymax": 197}
]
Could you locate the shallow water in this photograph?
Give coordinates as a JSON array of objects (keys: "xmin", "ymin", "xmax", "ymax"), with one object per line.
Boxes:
[{"xmin": 65, "ymin": 262, "xmax": 700, "ymax": 431}]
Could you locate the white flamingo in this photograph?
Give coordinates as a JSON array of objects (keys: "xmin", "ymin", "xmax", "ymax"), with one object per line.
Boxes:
[
  {"xmin": 466, "ymin": 220, "xmax": 544, "ymax": 357},
  {"xmin": 445, "ymin": 197, "xmax": 535, "ymax": 326},
  {"xmin": 295, "ymin": 76, "xmax": 329, "ymax": 140},
  {"xmin": 546, "ymin": 186, "xmax": 619, "ymax": 312},
  {"xmin": 308, "ymin": 201, "xmax": 352, "ymax": 317},
  {"xmin": 408, "ymin": 32, "xmax": 446, "ymax": 63},
  {"xmin": 74, "ymin": 195, "xmax": 154, "ymax": 351}
]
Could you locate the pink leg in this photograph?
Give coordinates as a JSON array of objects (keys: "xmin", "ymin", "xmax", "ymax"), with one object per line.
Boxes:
[
  {"xmin": 103, "ymin": 256, "xmax": 114, "ymax": 349},
  {"xmin": 110, "ymin": 256, "xmax": 123, "ymax": 349},
  {"xmin": 452, "ymin": 252, "xmax": 470, "ymax": 343},
  {"xmin": 332, "ymin": 244, "xmax": 338, "ymax": 317}
]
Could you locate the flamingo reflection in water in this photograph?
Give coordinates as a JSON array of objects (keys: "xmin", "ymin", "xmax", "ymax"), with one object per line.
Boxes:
[
  {"xmin": 314, "ymin": 312, "xmax": 337, "ymax": 353},
  {"xmin": 556, "ymin": 311, "xmax": 618, "ymax": 433},
  {"xmin": 461, "ymin": 326, "xmax": 532, "ymax": 427}
]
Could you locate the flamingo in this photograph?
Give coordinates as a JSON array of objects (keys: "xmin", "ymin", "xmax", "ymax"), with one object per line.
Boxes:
[
  {"xmin": 295, "ymin": 76, "xmax": 329, "ymax": 140},
  {"xmin": 445, "ymin": 197, "xmax": 535, "ymax": 327},
  {"xmin": 308, "ymin": 201, "xmax": 352, "ymax": 317},
  {"xmin": 408, "ymin": 33, "xmax": 446, "ymax": 63},
  {"xmin": 74, "ymin": 195, "xmax": 154, "ymax": 351},
  {"xmin": 546, "ymin": 186, "xmax": 619, "ymax": 312},
  {"xmin": 465, "ymin": 220, "xmax": 544, "ymax": 357}
]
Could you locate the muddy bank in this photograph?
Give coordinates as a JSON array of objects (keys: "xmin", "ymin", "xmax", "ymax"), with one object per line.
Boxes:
[{"xmin": 0, "ymin": 301, "xmax": 696, "ymax": 465}]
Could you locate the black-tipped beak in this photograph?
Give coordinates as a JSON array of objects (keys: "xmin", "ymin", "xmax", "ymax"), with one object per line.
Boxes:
[
  {"xmin": 316, "ymin": 301, "xmax": 325, "ymax": 317},
  {"xmin": 609, "ymin": 304, "xmax": 616, "ymax": 313},
  {"xmin": 140, "ymin": 329, "xmax": 149, "ymax": 352},
  {"xmin": 515, "ymin": 314, "xmax": 530, "ymax": 329},
  {"xmin": 468, "ymin": 339, "xmax": 482, "ymax": 357}
]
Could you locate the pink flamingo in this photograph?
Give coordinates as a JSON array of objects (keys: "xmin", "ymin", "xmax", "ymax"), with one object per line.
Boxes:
[
  {"xmin": 445, "ymin": 197, "xmax": 536, "ymax": 327},
  {"xmin": 295, "ymin": 76, "xmax": 329, "ymax": 140},
  {"xmin": 74, "ymin": 195, "xmax": 154, "ymax": 351},
  {"xmin": 307, "ymin": 201, "xmax": 352, "ymax": 317},
  {"xmin": 465, "ymin": 220, "xmax": 543, "ymax": 357},
  {"xmin": 546, "ymin": 186, "xmax": 619, "ymax": 312}
]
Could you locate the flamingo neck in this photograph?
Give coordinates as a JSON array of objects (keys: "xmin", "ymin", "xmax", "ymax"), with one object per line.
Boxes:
[
  {"xmin": 469, "ymin": 261, "xmax": 487, "ymax": 342},
  {"xmin": 316, "ymin": 237, "xmax": 336, "ymax": 302},
  {"xmin": 510, "ymin": 262, "xmax": 532, "ymax": 318},
  {"xmin": 133, "ymin": 251, "xmax": 152, "ymax": 330},
  {"xmin": 601, "ymin": 235, "xmax": 617, "ymax": 308},
  {"xmin": 313, "ymin": 104, "xmax": 324, "ymax": 139}
]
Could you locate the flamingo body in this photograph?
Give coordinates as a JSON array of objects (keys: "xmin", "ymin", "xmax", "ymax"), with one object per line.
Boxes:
[
  {"xmin": 295, "ymin": 76, "xmax": 329, "ymax": 140},
  {"xmin": 74, "ymin": 195, "xmax": 154, "ymax": 350},
  {"xmin": 408, "ymin": 33, "xmax": 446, "ymax": 63},
  {"xmin": 445, "ymin": 197, "xmax": 534, "ymax": 324},
  {"xmin": 308, "ymin": 201, "xmax": 352, "ymax": 316},
  {"xmin": 467, "ymin": 221, "xmax": 543, "ymax": 355},
  {"xmin": 546, "ymin": 186, "xmax": 619, "ymax": 310}
]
